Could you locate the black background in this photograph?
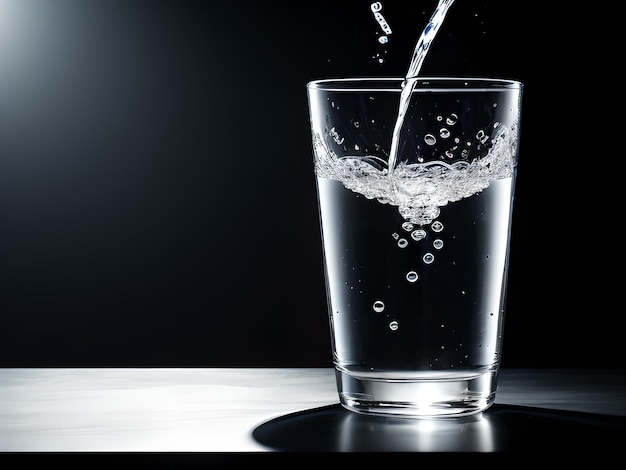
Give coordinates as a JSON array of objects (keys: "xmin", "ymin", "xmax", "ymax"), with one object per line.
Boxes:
[{"xmin": 0, "ymin": 0, "xmax": 608, "ymax": 368}]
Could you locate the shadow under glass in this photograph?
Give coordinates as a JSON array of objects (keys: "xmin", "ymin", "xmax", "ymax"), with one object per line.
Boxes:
[{"xmin": 252, "ymin": 403, "xmax": 626, "ymax": 452}]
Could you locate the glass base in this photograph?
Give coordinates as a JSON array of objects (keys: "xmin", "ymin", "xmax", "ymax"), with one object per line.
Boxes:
[{"xmin": 335, "ymin": 367, "xmax": 498, "ymax": 418}]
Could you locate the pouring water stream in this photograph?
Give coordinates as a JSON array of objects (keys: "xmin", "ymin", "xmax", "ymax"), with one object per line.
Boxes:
[{"xmin": 387, "ymin": 0, "xmax": 456, "ymax": 177}]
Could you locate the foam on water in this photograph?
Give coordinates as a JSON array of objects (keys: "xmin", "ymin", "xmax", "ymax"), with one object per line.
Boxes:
[{"xmin": 314, "ymin": 122, "xmax": 518, "ymax": 225}]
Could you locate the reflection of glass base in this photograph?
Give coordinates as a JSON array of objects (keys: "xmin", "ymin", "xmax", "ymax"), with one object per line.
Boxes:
[{"xmin": 335, "ymin": 367, "xmax": 498, "ymax": 418}]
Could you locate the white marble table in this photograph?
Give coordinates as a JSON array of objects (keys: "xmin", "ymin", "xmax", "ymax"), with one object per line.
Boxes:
[{"xmin": 0, "ymin": 368, "xmax": 625, "ymax": 455}]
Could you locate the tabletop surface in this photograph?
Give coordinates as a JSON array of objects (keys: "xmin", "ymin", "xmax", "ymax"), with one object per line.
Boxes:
[{"xmin": 1, "ymin": 367, "xmax": 625, "ymax": 457}]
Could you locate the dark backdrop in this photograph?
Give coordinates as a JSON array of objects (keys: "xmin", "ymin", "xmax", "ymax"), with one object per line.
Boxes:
[{"xmin": 0, "ymin": 1, "xmax": 604, "ymax": 367}]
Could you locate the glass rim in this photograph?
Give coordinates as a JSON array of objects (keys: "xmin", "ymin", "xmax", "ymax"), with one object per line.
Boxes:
[{"xmin": 306, "ymin": 77, "xmax": 523, "ymax": 92}]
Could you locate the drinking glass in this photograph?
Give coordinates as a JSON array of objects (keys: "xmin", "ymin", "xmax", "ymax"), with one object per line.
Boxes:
[{"xmin": 307, "ymin": 77, "xmax": 523, "ymax": 417}]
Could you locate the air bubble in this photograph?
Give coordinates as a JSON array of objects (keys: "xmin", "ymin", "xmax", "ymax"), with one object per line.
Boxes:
[
  {"xmin": 397, "ymin": 238, "xmax": 408, "ymax": 248},
  {"xmin": 433, "ymin": 239, "xmax": 444, "ymax": 249},
  {"xmin": 476, "ymin": 129, "xmax": 489, "ymax": 144},
  {"xmin": 446, "ymin": 114, "xmax": 458, "ymax": 125},
  {"xmin": 410, "ymin": 229, "xmax": 427, "ymax": 241},
  {"xmin": 372, "ymin": 300, "xmax": 385, "ymax": 313},
  {"xmin": 378, "ymin": 36, "xmax": 388, "ymax": 44},
  {"xmin": 389, "ymin": 320, "xmax": 399, "ymax": 331},
  {"xmin": 423, "ymin": 253, "xmax": 434, "ymax": 264},
  {"xmin": 401, "ymin": 222, "xmax": 414, "ymax": 232},
  {"xmin": 406, "ymin": 271, "xmax": 419, "ymax": 283},
  {"xmin": 430, "ymin": 221, "xmax": 444, "ymax": 232},
  {"xmin": 439, "ymin": 128, "xmax": 450, "ymax": 139},
  {"xmin": 329, "ymin": 126, "xmax": 344, "ymax": 145},
  {"xmin": 424, "ymin": 134, "xmax": 437, "ymax": 145}
]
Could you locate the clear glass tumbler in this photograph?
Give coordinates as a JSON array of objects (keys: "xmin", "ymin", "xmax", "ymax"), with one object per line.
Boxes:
[{"xmin": 307, "ymin": 77, "xmax": 523, "ymax": 417}]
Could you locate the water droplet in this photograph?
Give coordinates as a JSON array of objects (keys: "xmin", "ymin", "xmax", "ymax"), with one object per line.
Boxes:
[
  {"xmin": 372, "ymin": 300, "xmax": 385, "ymax": 313},
  {"xmin": 423, "ymin": 253, "xmax": 434, "ymax": 264},
  {"xmin": 389, "ymin": 320, "xmax": 399, "ymax": 331},
  {"xmin": 406, "ymin": 271, "xmax": 419, "ymax": 283}
]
